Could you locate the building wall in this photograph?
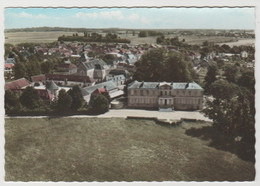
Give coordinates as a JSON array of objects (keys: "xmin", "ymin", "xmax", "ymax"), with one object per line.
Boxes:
[{"xmin": 127, "ymin": 88, "xmax": 203, "ymax": 110}]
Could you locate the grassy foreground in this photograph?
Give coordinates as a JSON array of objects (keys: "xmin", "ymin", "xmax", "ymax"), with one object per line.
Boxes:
[{"xmin": 5, "ymin": 117, "xmax": 255, "ymax": 181}]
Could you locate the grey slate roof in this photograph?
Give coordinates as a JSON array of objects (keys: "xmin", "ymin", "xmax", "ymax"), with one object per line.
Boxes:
[
  {"xmin": 46, "ymin": 80, "xmax": 59, "ymax": 91},
  {"xmin": 128, "ymin": 81, "xmax": 203, "ymax": 90},
  {"xmin": 81, "ymin": 81, "xmax": 117, "ymax": 96},
  {"xmin": 81, "ymin": 59, "xmax": 107, "ymax": 70}
]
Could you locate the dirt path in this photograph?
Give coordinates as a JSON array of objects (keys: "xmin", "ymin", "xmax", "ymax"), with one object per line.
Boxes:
[{"xmin": 5, "ymin": 109, "xmax": 212, "ymax": 122}]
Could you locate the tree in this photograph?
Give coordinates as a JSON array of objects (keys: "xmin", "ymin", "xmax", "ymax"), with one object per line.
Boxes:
[
  {"xmin": 138, "ymin": 31, "xmax": 147, "ymax": 37},
  {"xmin": 56, "ymin": 89, "xmax": 72, "ymax": 112},
  {"xmin": 237, "ymin": 69, "xmax": 255, "ymax": 92},
  {"xmin": 41, "ymin": 61, "xmax": 54, "ymax": 74},
  {"xmin": 133, "ymin": 48, "xmax": 197, "ymax": 82},
  {"xmin": 5, "ymin": 90, "xmax": 21, "ymax": 113},
  {"xmin": 19, "ymin": 86, "xmax": 41, "ymax": 109},
  {"xmin": 209, "ymin": 79, "xmax": 239, "ymax": 100},
  {"xmin": 68, "ymin": 85, "xmax": 85, "ymax": 110},
  {"xmin": 13, "ymin": 62, "xmax": 27, "ymax": 79},
  {"xmin": 204, "ymin": 63, "xmax": 218, "ymax": 93},
  {"xmin": 89, "ymin": 95, "xmax": 109, "ymax": 114},
  {"xmin": 223, "ymin": 64, "xmax": 238, "ymax": 83}
]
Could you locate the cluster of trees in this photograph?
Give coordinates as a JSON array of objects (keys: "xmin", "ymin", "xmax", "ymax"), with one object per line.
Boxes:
[
  {"xmin": 5, "ymin": 85, "xmax": 111, "ymax": 115},
  {"xmin": 156, "ymin": 36, "xmax": 185, "ymax": 46},
  {"xmin": 138, "ymin": 30, "xmax": 164, "ymax": 37},
  {"xmin": 133, "ymin": 48, "xmax": 198, "ymax": 82},
  {"xmin": 58, "ymin": 33, "xmax": 130, "ymax": 43},
  {"xmin": 202, "ymin": 63, "xmax": 255, "ymax": 147},
  {"xmin": 5, "ymin": 44, "xmax": 66, "ymax": 80}
]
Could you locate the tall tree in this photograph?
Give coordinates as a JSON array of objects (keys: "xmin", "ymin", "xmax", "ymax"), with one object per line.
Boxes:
[
  {"xmin": 223, "ymin": 64, "xmax": 238, "ymax": 83},
  {"xmin": 89, "ymin": 94, "xmax": 109, "ymax": 114},
  {"xmin": 56, "ymin": 89, "xmax": 72, "ymax": 112},
  {"xmin": 68, "ymin": 85, "xmax": 85, "ymax": 110},
  {"xmin": 19, "ymin": 86, "xmax": 41, "ymax": 109},
  {"xmin": 204, "ymin": 63, "xmax": 218, "ymax": 93},
  {"xmin": 134, "ymin": 48, "xmax": 197, "ymax": 82},
  {"xmin": 13, "ymin": 62, "xmax": 27, "ymax": 79},
  {"xmin": 5, "ymin": 90, "xmax": 21, "ymax": 113}
]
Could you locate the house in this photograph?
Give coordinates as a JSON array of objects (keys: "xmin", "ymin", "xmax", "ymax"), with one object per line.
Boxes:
[
  {"xmin": 127, "ymin": 81, "xmax": 203, "ymax": 111},
  {"xmin": 108, "ymin": 69, "xmax": 131, "ymax": 80},
  {"xmin": 81, "ymin": 81, "xmax": 124, "ymax": 103},
  {"xmin": 46, "ymin": 74, "xmax": 95, "ymax": 87},
  {"xmin": 35, "ymin": 89, "xmax": 54, "ymax": 102},
  {"xmin": 241, "ymin": 51, "xmax": 248, "ymax": 58},
  {"xmin": 5, "ymin": 58, "xmax": 16, "ymax": 64},
  {"xmin": 31, "ymin": 74, "xmax": 47, "ymax": 84},
  {"xmin": 106, "ymin": 74, "xmax": 126, "ymax": 86},
  {"xmin": 57, "ymin": 62, "xmax": 77, "ymax": 74},
  {"xmin": 5, "ymin": 78, "xmax": 30, "ymax": 92},
  {"xmin": 77, "ymin": 59, "xmax": 108, "ymax": 81},
  {"xmin": 91, "ymin": 88, "xmax": 107, "ymax": 96},
  {"xmin": 4, "ymin": 63, "xmax": 14, "ymax": 74}
]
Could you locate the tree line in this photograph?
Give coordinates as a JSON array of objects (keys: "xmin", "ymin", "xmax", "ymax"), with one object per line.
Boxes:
[
  {"xmin": 58, "ymin": 33, "xmax": 130, "ymax": 43},
  {"xmin": 202, "ymin": 62, "xmax": 255, "ymax": 161},
  {"xmin": 5, "ymin": 85, "xmax": 111, "ymax": 116}
]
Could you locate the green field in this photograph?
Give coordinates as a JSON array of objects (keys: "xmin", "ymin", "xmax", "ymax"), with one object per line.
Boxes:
[
  {"xmin": 5, "ymin": 118, "xmax": 255, "ymax": 181},
  {"xmin": 5, "ymin": 31, "xmax": 254, "ymax": 46}
]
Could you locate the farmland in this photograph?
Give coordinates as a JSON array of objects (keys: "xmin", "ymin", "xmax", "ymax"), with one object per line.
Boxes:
[
  {"xmin": 4, "ymin": 30, "xmax": 254, "ymax": 46},
  {"xmin": 5, "ymin": 117, "xmax": 255, "ymax": 181},
  {"xmin": 4, "ymin": 31, "xmax": 84, "ymax": 45}
]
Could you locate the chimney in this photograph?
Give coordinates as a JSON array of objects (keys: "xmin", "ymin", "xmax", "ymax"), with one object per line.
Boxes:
[
  {"xmin": 185, "ymin": 82, "xmax": 189, "ymax": 89},
  {"xmin": 139, "ymin": 81, "xmax": 144, "ymax": 88}
]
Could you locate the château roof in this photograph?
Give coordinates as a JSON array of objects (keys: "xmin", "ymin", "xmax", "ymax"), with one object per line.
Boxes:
[{"xmin": 128, "ymin": 81, "xmax": 203, "ymax": 90}]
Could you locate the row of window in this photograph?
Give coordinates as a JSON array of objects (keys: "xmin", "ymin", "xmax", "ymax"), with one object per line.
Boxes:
[
  {"xmin": 130, "ymin": 89, "xmax": 202, "ymax": 96},
  {"xmin": 129, "ymin": 97, "xmax": 157, "ymax": 104},
  {"xmin": 129, "ymin": 97, "xmax": 202, "ymax": 105}
]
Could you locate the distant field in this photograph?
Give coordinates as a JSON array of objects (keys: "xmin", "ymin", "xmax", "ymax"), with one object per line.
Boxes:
[
  {"xmin": 5, "ymin": 31, "xmax": 83, "ymax": 45},
  {"xmin": 4, "ymin": 31, "xmax": 255, "ymax": 46},
  {"xmin": 5, "ymin": 117, "xmax": 255, "ymax": 181}
]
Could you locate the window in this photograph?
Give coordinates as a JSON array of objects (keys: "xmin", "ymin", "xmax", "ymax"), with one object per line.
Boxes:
[
  {"xmin": 176, "ymin": 91, "xmax": 179, "ymax": 95},
  {"xmin": 189, "ymin": 91, "xmax": 191, "ymax": 96}
]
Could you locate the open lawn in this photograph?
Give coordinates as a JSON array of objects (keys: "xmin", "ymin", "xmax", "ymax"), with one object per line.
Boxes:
[{"xmin": 5, "ymin": 117, "xmax": 255, "ymax": 181}]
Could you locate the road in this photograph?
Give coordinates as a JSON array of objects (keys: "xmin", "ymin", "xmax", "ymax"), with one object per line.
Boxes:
[{"xmin": 5, "ymin": 109, "xmax": 212, "ymax": 122}]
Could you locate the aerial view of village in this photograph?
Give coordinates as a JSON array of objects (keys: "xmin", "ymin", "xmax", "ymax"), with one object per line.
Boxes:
[{"xmin": 3, "ymin": 7, "xmax": 255, "ymax": 181}]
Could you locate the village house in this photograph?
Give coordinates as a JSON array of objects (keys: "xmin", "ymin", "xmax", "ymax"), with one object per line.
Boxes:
[
  {"xmin": 31, "ymin": 74, "xmax": 95, "ymax": 87},
  {"xmin": 56, "ymin": 62, "xmax": 77, "ymax": 74},
  {"xmin": 77, "ymin": 59, "xmax": 109, "ymax": 82},
  {"xmin": 80, "ymin": 81, "xmax": 124, "ymax": 103},
  {"xmin": 5, "ymin": 78, "xmax": 30, "ymax": 92},
  {"xmin": 106, "ymin": 74, "xmax": 126, "ymax": 86},
  {"xmin": 241, "ymin": 51, "xmax": 248, "ymax": 58},
  {"xmin": 127, "ymin": 81, "xmax": 203, "ymax": 111},
  {"xmin": 4, "ymin": 63, "xmax": 14, "ymax": 74}
]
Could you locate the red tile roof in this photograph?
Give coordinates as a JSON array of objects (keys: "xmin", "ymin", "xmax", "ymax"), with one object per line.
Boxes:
[
  {"xmin": 31, "ymin": 74, "xmax": 46, "ymax": 82},
  {"xmin": 91, "ymin": 88, "xmax": 107, "ymax": 95},
  {"xmin": 5, "ymin": 78, "xmax": 30, "ymax": 90},
  {"xmin": 46, "ymin": 74, "xmax": 94, "ymax": 83},
  {"xmin": 57, "ymin": 63, "xmax": 77, "ymax": 69},
  {"xmin": 36, "ymin": 89, "xmax": 54, "ymax": 101},
  {"xmin": 4, "ymin": 63, "xmax": 14, "ymax": 69}
]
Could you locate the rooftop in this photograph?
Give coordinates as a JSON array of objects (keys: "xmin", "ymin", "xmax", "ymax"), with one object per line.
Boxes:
[{"xmin": 128, "ymin": 81, "xmax": 203, "ymax": 90}]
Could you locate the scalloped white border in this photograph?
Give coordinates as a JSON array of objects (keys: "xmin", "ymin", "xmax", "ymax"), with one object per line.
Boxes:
[{"xmin": 0, "ymin": 0, "xmax": 258, "ymax": 186}]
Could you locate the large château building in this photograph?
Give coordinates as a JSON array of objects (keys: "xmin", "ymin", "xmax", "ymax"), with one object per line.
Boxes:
[{"xmin": 127, "ymin": 81, "xmax": 203, "ymax": 110}]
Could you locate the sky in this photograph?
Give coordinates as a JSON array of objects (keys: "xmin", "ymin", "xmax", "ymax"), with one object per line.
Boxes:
[{"xmin": 4, "ymin": 7, "xmax": 255, "ymax": 30}]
